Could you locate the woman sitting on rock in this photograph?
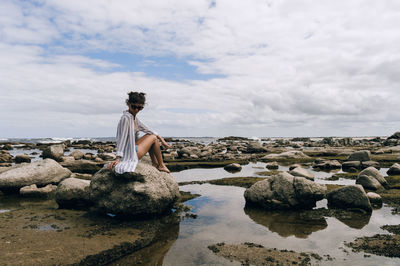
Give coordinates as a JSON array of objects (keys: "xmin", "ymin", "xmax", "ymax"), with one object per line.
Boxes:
[{"xmin": 108, "ymin": 91, "xmax": 171, "ymax": 174}]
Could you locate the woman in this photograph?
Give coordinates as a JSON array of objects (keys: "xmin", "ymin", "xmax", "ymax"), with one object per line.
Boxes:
[{"xmin": 108, "ymin": 92, "xmax": 171, "ymax": 174}]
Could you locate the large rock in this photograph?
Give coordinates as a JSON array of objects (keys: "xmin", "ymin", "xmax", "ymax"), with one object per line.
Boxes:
[
  {"xmin": 347, "ymin": 150, "xmax": 371, "ymax": 162},
  {"xmin": 15, "ymin": 154, "xmax": 31, "ymax": 164},
  {"xmin": 327, "ymin": 185, "xmax": 372, "ymax": 212},
  {"xmin": 342, "ymin": 161, "xmax": 361, "ymax": 172},
  {"xmin": 359, "ymin": 167, "xmax": 387, "ymax": 188},
  {"xmin": 244, "ymin": 172, "xmax": 326, "ymax": 210},
  {"xmin": 89, "ymin": 163, "xmax": 180, "ymax": 217},
  {"xmin": 288, "ymin": 167, "xmax": 314, "ymax": 181},
  {"xmin": 224, "ymin": 163, "xmax": 242, "ymax": 172},
  {"xmin": 387, "ymin": 163, "xmax": 400, "ymax": 175},
  {"xmin": 69, "ymin": 150, "xmax": 84, "ymax": 160},
  {"xmin": 60, "ymin": 159, "xmax": 102, "ymax": 174},
  {"xmin": 42, "ymin": 144, "xmax": 65, "ymax": 161},
  {"xmin": 261, "ymin": 151, "xmax": 310, "ymax": 161},
  {"xmin": 56, "ymin": 177, "xmax": 91, "ymax": 208},
  {"xmin": 20, "ymin": 184, "xmax": 57, "ymax": 198},
  {"xmin": 0, "ymin": 159, "xmax": 71, "ymax": 190},
  {"xmin": 356, "ymin": 175, "xmax": 383, "ymax": 190}
]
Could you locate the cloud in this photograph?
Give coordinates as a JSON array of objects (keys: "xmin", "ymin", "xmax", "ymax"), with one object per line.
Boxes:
[{"xmin": 1, "ymin": 0, "xmax": 400, "ymax": 138}]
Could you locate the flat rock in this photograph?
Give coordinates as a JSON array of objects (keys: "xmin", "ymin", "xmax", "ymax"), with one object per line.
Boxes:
[
  {"xmin": 312, "ymin": 159, "xmax": 341, "ymax": 170},
  {"xmin": 90, "ymin": 163, "xmax": 180, "ymax": 217},
  {"xmin": 261, "ymin": 151, "xmax": 310, "ymax": 160},
  {"xmin": 327, "ymin": 185, "xmax": 372, "ymax": 212},
  {"xmin": 60, "ymin": 159, "xmax": 102, "ymax": 174},
  {"xmin": 0, "ymin": 159, "xmax": 71, "ymax": 190},
  {"xmin": 20, "ymin": 184, "xmax": 57, "ymax": 198},
  {"xmin": 288, "ymin": 167, "xmax": 314, "ymax": 181}
]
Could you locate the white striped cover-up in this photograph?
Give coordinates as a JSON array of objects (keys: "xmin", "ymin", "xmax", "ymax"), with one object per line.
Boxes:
[{"xmin": 115, "ymin": 111, "xmax": 157, "ymax": 174}]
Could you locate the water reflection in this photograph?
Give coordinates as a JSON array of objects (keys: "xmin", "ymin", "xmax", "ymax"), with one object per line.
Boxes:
[
  {"xmin": 332, "ymin": 210, "xmax": 371, "ymax": 229},
  {"xmin": 244, "ymin": 206, "xmax": 327, "ymax": 239},
  {"xmin": 110, "ymin": 218, "xmax": 180, "ymax": 266}
]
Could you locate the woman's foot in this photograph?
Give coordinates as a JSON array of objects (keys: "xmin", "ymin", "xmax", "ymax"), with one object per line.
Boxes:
[{"xmin": 157, "ymin": 164, "xmax": 170, "ymax": 173}]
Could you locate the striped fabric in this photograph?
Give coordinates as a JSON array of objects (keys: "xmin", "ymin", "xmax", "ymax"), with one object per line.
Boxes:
[{"xmin": 115, "ymin": 111, "xmax": 157, "ymax": 174}]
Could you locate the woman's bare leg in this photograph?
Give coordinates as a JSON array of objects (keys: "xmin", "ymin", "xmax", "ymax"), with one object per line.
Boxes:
[{"xmin": 137, "ymin": 134, "xmax": 170, "ymax": 173}]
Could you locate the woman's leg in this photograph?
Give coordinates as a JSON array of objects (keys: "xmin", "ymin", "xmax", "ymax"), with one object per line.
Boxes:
[{"xmin": 136, "ymin": 134, "xmax": 170, "ymax": 173}]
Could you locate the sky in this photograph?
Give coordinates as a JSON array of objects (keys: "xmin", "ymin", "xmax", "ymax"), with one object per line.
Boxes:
[{"xmin": 1, "ymin": 0, "xmax": 399, "ymax": 138}]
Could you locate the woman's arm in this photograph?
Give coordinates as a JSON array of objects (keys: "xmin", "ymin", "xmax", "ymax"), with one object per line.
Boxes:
[
  {"xmin": 109, "ymin": 115, "xmax": 129, "ymax": 169},
  {"xmin": 137, "ymin": 118, "xmax": 170, "ymax": 149}
]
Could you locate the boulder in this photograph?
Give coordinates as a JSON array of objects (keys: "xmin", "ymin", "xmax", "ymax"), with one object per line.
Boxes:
[
  {"xmin": 90, "ymin": 163, "xmax": 180, "ymax": 217},
  {"xmin": 342, "ymin": 161, "xmax": 361, "ymax": 172},
  {"xmin": 224, "ymin": 163, "xmax": 242, "ymax": 172},
  {"xmin": 312, "ymin": 159, "xmax": 341, "ymax": 170},
  {"xmin": 60, "ymin": 159, "xmax": 102, "ymax": 174},
  {"xmin": 367, "ymin": 192, "xmax": 382, "ymax": 208},
  {"xmin": 42, "ymin": 144, "xmax": 64, "ymax": 161},
  {"xmin": 70, "ymin": 150, "xmax": 84, "ymax": 160},
  {"xmin": 327, "ymin": 185, "xmax": 372, "ymax": 212},
  {"xmin": 266, "ymin": 161, "xmax": 279, "ymax": 170},
  {"xmin": 20, "ymin": 184, "xmax": 57, "ymax": 198},
  {"xmin": 55, "ymin": 177, "xmax": 92, "ymax": 208},
  {"xmin": 261, "ymin": 151, "xmax": 310, "ymax": 161},
  {"xmin": 15, "ymin": 154, "xmax": 31, "ymax": 164},
  {"xmin": 244, "ymin": 172, "xmax": 326, "ymax": 210},
  {"xmin": 359, "ymin": 167, "xmax": 388, "ymax": 188},
  {"xmin": 0, "ymin": 159, "xmax": 71, "ymax": 190},
  {"xmin": 288, "ymin": 167, "xmax": 314, "ymax": 181},
  {"xmin": 356, "ymin": 175, "xmax": 383, "ymax": 190},
  {"xmin": 61, "ymin": 156, "xmax": 75, "ymax": 163},
  {"xmin": 387, "ymin": 163, "xmax": 400, "ymax": 175},
  {"xmin": 347, "ymin": 150, "xmax": 371, "ymax": 162}
]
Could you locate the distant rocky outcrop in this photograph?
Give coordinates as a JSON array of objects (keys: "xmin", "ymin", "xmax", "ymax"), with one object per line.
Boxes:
[
  {"xmin": 0, "ymin": 159, "xmax": 71, "ymax": 191},
  {"xmin": 244, "ymin": 172, "xmax": 326, "ymax": 210},
  {"xmin": 89, "ymin": 163, "xmax": 180, "ymax": 217},
  {"xmin": 260, "ymin": 151, "xmax": 310, "ymax": 161}
]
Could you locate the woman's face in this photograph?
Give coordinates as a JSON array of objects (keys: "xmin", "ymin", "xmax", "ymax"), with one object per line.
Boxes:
[{"xmin": 128, "ymin": 102, "xmax": 144, "ymax": 115}]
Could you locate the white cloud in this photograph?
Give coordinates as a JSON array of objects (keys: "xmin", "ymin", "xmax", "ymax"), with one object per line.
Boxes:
[{"xmin": 1, "ymin": 0, "xmax": 400, "ymax": 138}]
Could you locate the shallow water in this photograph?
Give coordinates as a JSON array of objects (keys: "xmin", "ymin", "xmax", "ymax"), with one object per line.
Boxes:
[
  {"xmin": 160, "ymin": 163, "xmax": 399, "ymax": 265},
  {"xmin": 160, "ymin": 183, "xmax": 400, "ymax": 265}
]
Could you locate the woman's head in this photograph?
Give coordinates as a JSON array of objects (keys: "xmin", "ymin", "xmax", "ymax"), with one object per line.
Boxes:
[
  {"xmin": 126, "ymin": 91, "xmax": 146, "ymax": 105},
  {"xmin": 126, "ymin": 91, "xmax": 146, "ymax": 114}
]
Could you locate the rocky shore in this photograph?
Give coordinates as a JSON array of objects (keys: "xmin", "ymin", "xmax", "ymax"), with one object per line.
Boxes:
[{"xmin": 1, "ymin": 132, "xmax": 400, "ymax": 264}]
